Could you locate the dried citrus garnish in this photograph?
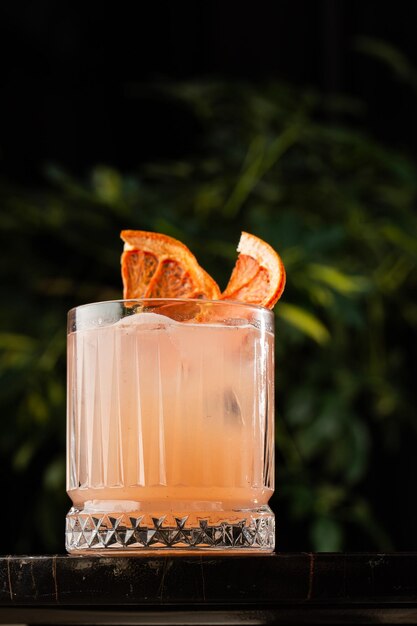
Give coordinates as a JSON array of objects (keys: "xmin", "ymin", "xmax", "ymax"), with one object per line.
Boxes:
[
  {"xmin": 121, "ymin": 230, "xmax": 285, "ymax": 308},
  {"xmin": 121, "ymin": 230, "xmax": 221, "ymax": 300},
  {"xmin": 220, "ymin": 231, "xmax": 286, "ymax": 308}
]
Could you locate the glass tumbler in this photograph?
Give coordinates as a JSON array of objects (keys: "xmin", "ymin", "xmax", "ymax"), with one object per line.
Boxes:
[{"xmin": 65, "ymin": 299, "xmax": 275, "ymax": 553}]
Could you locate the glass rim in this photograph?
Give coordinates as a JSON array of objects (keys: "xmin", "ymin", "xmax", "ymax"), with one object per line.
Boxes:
[{"xmin": 68, "ymin": 297, "xmax": 274, "ymax": 316}]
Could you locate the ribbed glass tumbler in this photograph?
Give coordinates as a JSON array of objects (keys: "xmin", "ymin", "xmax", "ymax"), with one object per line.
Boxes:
[{"xmin": 66, "ymin": 298, "xmax": 275, "ymax": 554}]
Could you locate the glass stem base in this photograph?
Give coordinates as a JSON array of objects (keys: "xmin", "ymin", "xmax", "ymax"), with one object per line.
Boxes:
[{"xmin": 66, "ymin": 504, "xmax": 275, "ymax": 554}]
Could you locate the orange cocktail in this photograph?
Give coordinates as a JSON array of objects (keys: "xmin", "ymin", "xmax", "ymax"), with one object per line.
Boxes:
[
  {"xmin": 66, "ymin": 299, "xmax": 275, "ymax": 553},
  {"xmin": 66, "ymin": 229, "xmax": 285, "ymax": 553}
]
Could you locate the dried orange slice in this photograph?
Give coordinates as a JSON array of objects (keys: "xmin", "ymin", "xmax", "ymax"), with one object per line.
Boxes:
[
  {"xmin": 120, "ymin": 230, "xmax": 221, "ymax": 300},
  {"xmin": 220, "ymin": 232, "xmax": 286, "ymax": 308}
]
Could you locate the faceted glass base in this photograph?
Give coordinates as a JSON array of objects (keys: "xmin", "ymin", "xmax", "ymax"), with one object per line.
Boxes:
[{"xmin": 66, "ymin": 505, "xmax": 275, "ymax": 554}]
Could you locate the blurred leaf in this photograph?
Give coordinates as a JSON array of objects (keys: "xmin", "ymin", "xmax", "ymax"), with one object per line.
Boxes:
[
  {"xmin": 311, "ymin": 516, "xmax": 344, "ymax": 551},
  {"xmin": 223, "ymin": 125, "xmax": 300, "ymax": 217},
  {"xmin": 0, "ymin": 333, "xmax": 37, "ymax": 352},
  {"xmin": 355, "ymin": 36, "xmax": 417, "ymax": 90},
  {"xmin": 13, "ymin": 441, "xmax": 37, "ymax": 472},
  {"xmin": 277, "ymin": 302, "xmax": 330, "ymax": 344},
  {"xmin": 92, "ymin": 166, "xmax": 123, "ymax": 204},
  {"xmin": 379, "ymin": 223, "xmax": 417, "ymax": 257},
  {"xmin": 307, "ymin": 263, "xmax": 370, "ymax": 295},
  {"xmin": 44, "ymin": 457, "xmax": 66, "ymax": 491}
]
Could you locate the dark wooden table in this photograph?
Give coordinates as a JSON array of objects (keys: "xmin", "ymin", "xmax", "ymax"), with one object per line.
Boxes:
[{"xmin": 2, "ymin": 553, "xmax": 417, "ymax": 624}]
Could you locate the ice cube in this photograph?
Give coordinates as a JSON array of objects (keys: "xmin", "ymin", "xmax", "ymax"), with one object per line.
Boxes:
[
  {"xmin": 116, "ymin": 311, "xmax": 177, "ymax": 331},
  {"xmin": 223, "ymin": 388, "xmax": 244, "ymax": 426}
]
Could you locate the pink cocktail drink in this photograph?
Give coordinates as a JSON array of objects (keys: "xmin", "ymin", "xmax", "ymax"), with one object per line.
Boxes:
[{"xmin": 66, "ymin": 299, "xmax": 275, "ymax": 553}]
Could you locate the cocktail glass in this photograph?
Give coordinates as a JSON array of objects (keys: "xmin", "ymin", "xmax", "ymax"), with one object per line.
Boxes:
[{"xmin": 66, "ymin": 298, "xmax": 275, "ymax": 553}]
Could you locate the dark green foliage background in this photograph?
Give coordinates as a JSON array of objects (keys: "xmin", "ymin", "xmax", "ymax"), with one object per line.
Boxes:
[{"xmin": 1, "ymin": 79, "xmax": 416, "ymax": 553}]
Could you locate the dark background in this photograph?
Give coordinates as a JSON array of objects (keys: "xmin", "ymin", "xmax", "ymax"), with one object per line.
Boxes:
[
  {"xmin": 1, "ymin": 0, "xmax": 417, "ymax": 554},
  {"xmin": 2, "ymin": 1, "xmax": 417, "ymax": 181}
]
